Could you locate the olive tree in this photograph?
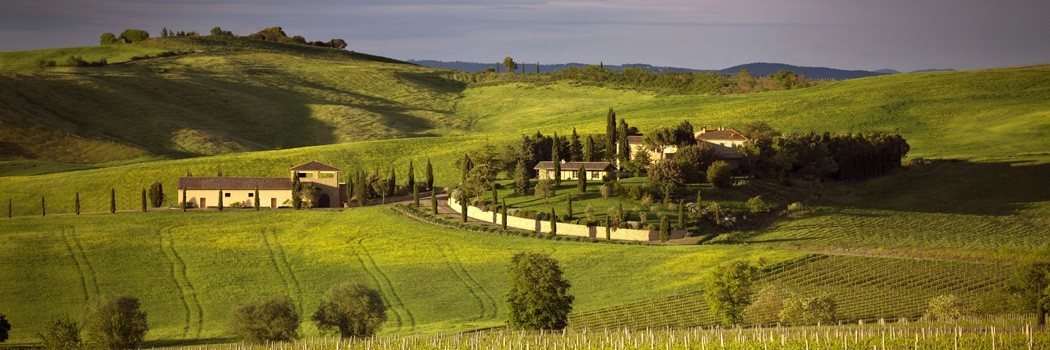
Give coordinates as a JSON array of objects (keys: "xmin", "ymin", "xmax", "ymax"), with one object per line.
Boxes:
[
  {"xmin": 779, "ymin": 293, "xmax": 837, "ymax": 325},
  {"xmin": 311, "ymin": 283, "xmax": 387, "ymax": 339},
  {"xmin": 84, "ymin": 295, "xmax": 148, "ymax": 350},
  {"xmin": 38, "ymin": 316, "xmax": 82, "ymax": 350},
  {"xmin": 506, "ymin": 252, "xmax": 574, "ymax": 330},
  {"xmin": 230, "ymin": 295, "xmax": 300, "ymax": 343},
  {"xmin": 705, "ymin": 261, "xmax": 756, "ymax": 325}
]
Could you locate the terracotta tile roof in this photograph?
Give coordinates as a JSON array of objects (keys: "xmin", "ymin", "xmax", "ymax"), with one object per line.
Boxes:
[
  {"xmin": 626, "ymin": 135, "xmax": 644, "ymax": 144},
  {"xmin": 696, "ymin": 128, "xmax": 748, "ymax": 142},
  {"xmin": 290, "ymin": 160, "xmax": 340, "ymax": 172},
  {"xmin": 178, "ymin": 177, "xmax": 291, "ymax": 190},
  {"xmin": 534, "ymin": 161, "xmax": 616, "ymax": 171},
  {"xmin": 713, "ymin": 147, "xmax": 744, "ymax": 159}
]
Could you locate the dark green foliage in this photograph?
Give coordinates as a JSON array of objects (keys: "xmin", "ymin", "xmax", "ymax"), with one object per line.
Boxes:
[
  {"xmin": 328, "ymin": 38, "xmax": 348, "ymax": 49},
  {"xmin": 372, "ymin": 178, "xmax": 390, "ymax": 204},
  {"xmin": 659, "ymin": 215, "xmax": 669, "ymax": 242},
  {"xmin": 218, "ymin": 190, "xmax": 224, "ymax": 211},
  {"xmin": 388, "ymin": 167, "xmax": 396, "ymax": 196},
  {"xmin": 38, "ymin": 316, "xmax": 81, "ymax": 350},
  {"xmin": 648, "ymin": 160, "xmax": 685, "ymax": 189},
  {"xmin": 355, "ymin": 172, "xmax": 368, "ymax": 208},
  {"xmin": 707, "ymin": 160, "xmax": 733, "ymax": 188},
  {"xmin": 407, "ymin": 160, "xmax": 415, "ymax": 191},
  {"xmin": 119, "ymin": 29, "xmax": 149, "ymax": 43},
  {"xmin": 616, "ymin": 119, "xmax": 631, "ymax": 168},
  {"xmin": 706, "ymin": 261, "xmax": 757, "ymax": 325},
  {"xmin": 182, "ymin": 189, "xmax": 187, "ymax": 212},
  {"xmin": 161, "ymin": 27, "xmax": 169, "ymax": 38},
  {"xmin": 210, "ymin": 26, "xmax": 233, "ymax": 36},
  {"xmin": 254, "ymin": 27, "xmax": 288, "ymax": 41},
  {"xmin": 566, "ymin": 195, "xmax": 573, "ymax": 220},
  {"xmin": 75, "ymin": 193, "xmax": 80, "ymax": 215},
  {"xmin": 492, "ymin": 185, "xmax": 498, "ymax": 204},
  {"xmin": 431, "ymin": 189, "xmax": 438, "ymax": 215},
  {"xmin": 311, "ymin": 283, "xmax": 387, "ymax": 339},
  {"xmin": 550, "ymin": 207, "xmax": 557, "ymax": 235},
  {"xmin": 502, "ymin": 199, "xmax": 508, "ymax": 230},
  {"xmin": 0, "ymin": 314, "xmax": 8, "ymax": 343},
  {"xmin": 110, "ymin": 189, "xmax": 116, "ymax": 213},
  {"xmin": 413, "ymin": 183, "xmax": 420, "ymax": 207},
  {"xmin": 584, "ymin": 135, "xmax": 596, "ymax": 162},
  {"xmin": 605, "ymin": 108, "xmax": 617, "ymax": 162},
  {"xmin": 503, "ymin": 57, "xmax": 517, "ymax": 74},
  {"xmin": 141, "ymin": 188, "xmax": 147, "ymax": 212},
  {"xmin": 425, "ymin": 159, "xmax": 434, "ymax": 191},
  {"xmin": 1007, "ymin": 262, "xmax": 1050, "ymax": 326},
  {"xmin": 346, "ymin": 174, "xmax": 354, "ymax": 207},
  {"xmin": 461, "ymin": 154, "xmax": 472, "ymax": 183},
  {"xmin": 674, "ymin": 143, "xmax": 718, "ymax": 183},
  {"xmin": 230, "ymin": 295, "xmax": 300, "ymax": 343},
  {"xmin": 577, "ymin": 164, "xmax": 587, "ymax": 193},
  {"xmin": 605, "ymin": 217, "xmax": 611, "ymax": 240},
  {"xmin": 677, "ymin": 200, "xmax": 685, "ymax": 228},
  {"xmin": 64, "ymin": 56, "xmax": 107, "ymax": 68},
  {"xmin": 254, "ymin": 187, "xmax": 261, "ymax": 210},
  {"xmin": 148, "ymin": 182, "xmax": 163, "ymax": 207},
  {"xmin": 460, "ymin": 195, "xmax": 468, "ymax": 222},
  {"xmin": 41, "ymin": 196, "xmax": 45, "ymax": 216},
  {"xmin": 569, "ymin": 128, "xmax": 583, "ymax": 161},
  {"xmin": 506, "ymin": 252, "xmax": 574, "ymax": 330},
  {"xmin": 85, "ymin": 295, "xmax": 148, "ymax": 350},
  {"xmin": 7, "ymin": 199, "xmax": 10, "ymax": 218},
  {"xmin": 779, "ymin": 293, "xmax": 837, "ymax": 325},
  {"xmin": 292, "ymin": 173, "xmax": 303, "ymax": 210},
  {"xmin": 99, "ymin": 33, "xmax": 117, "ymax": 45},
  {"xmin": 514, "ymin": 160, "xmax": 530, "ymax": 195}
]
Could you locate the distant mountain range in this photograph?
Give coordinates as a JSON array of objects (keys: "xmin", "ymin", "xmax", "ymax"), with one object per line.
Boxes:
[{"xmin": 408, "ymin": 60, "xmax": 955, "ymax": 80}]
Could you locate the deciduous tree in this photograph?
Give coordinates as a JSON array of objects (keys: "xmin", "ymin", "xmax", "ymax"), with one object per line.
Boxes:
[
  {"xmin": 85, "ymin": 295, "xmax": 148, "ymax": 349},
  {"xmin": 230, "ymin": 295, "xmax": 300, "ymax": 343},
  {"xmin": 706, "ymin": 261, "xmax": 757, "ymax": 325},
  {"xmin": 311, "ymin": 283, "xmax": 387, "ymax": 339},
  {"xmin": 37, "ymin": 316, "xmax": 81, "ymax": 350},
  {"xmin": 506, "ymin": 252, "xmax": 573, "ymax": 330}
]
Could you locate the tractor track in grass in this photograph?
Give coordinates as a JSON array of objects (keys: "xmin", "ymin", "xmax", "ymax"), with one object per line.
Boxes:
[
  {"xmin": 158, "ymin": 225, "xmax": 204, "ymax": 338},
  {"xmin": 439, "ymin": 244, "xmax": 498, "ymax": 319},
  {"xmin": 60, "ymin": 227, "xmax": 92, "ymax": 304},
  {"xmin": 356, "ymin": 237, "xmax": 416, "ymax": 331},
  {"xmin": 262, "ymin": 228, "xmax": 304, "ymax": 317},
  {"xmin": 156, "ymin": 226, "xmax": 191, "ymax": 338},
  {"xmin": 350, "ymin": 239, "xmax": 403, "ymax": 332}
]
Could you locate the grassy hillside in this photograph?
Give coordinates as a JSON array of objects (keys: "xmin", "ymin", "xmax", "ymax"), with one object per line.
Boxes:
[
  {"xmin": 0, "ymin": 208, "xmax": 802, "ymax": 344},
  {"xmin": 0, "ymin": 36, "xmax": 466, "ymax": 163},
  {"xmin": 457, "ymin": 65, "xmax": 1050, "ymax": 159}
]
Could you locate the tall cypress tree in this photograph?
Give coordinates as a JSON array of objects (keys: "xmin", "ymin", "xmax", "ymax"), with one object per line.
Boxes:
[
  {"xmin": 660, "ymin": 215, "xmax": 670, "ymax": 242},
  {"xmin": 606, "ymin": 108, "xmax": 616, "ymax": 162},
  {"xmin": 461, "ymin": 154, "xmax": 472, "ymax": 183},
  {"xmin": 388, "ymin": 166, "xmax": 396, "ymax": 195},
  {"xmin": 584, "ymin": 135, "xmax": 595, "ymax": 162},
  {"xmin": 346, "ymin": 173, "xmax": 354, "ymax": 207},
  {"xmin": 461, "ymin": 195, "xmax": 468, "ymax": 222},
  {"xmin": 110, "ymin": 189, "xmax": 116, "ymax": 214},
  {"xmin": 426, "ymin": 159, "xmax": 434, "ymax": 191},
  {"xmin": 218, "ymin": 190, "xmax": 224, "ymax": 211},
  {"xmin": 431, "ymin": 188, "xmax": 438, "ymax": 214},
  {"xmin": 41, "ymin": 196, "xmax": 45, "ymax": 216},
  {"xmin": 8, "ymin": 198, "xmax": 11, "ymax": 218},
  {"xmin": 355, "ymin": 171, "xmax": 367, "ymax": 208},
  {"xmin": 492, "ymin": 186, "xmax": 498, "ymax": 204},
  {"xmin": 605, "ymin": 217, "xmax": 612, "ymax": 240},
  {"xmin": 407, "ymin": 160, "xmax": 415, "ymax": 191},
  {"xmin": 141, "ymin": 188, "xmax": 147, "ymax": 212},
  {"xmin": 292, "ymin": 172, "xmax": 303, "ymax": 210},
  {"xmin": 550, "ymin": 207, "xmax": 557, "ymax": 235},
  {"xmin": 677, "ymin": 200, "xmax": 685, "ymax": 228},
  {"xmin": 514, "ymin": 160, "xmax": 530, "ymax": 195},
  {"xmin": 254, "ymin": 187, "xmax": 261, "ymax": 210},
  {"xmin": 552, "ymin": 134, "xmax": 562, "ymax": 186},
  {"xmin": 182, "ymin": 188, "xmax": 187, "ymax": 212},
  {"xmin": 413, "ymin": 183, "xmax": 420, "ymax": 207},
  {"xmin": 577, "ymin": 164, "xmax": 587, "ymax": 193},
  {"xmin": 75, "ymin": 193, "xmax": 81, "ymax": 215},
  {"xmin": 566, "ymin": 194, "xmax": 573, "ymax": 220},
  {"xmin": 569, "ymin": 128, "xmax": 583, "ymax": 161},
  {"xmin": 617, "ymin": 119, "xmax": 631, "ymax": 167},
  {"xmin": 501, "ymin": 199, "xmax": 508, "ymax": 230}
]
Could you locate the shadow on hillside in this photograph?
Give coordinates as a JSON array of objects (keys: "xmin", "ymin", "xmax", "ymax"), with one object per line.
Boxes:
[
  {"xmin": 826, "ymin": 159, "xmax": 1050, "ymax": 216},
  {"xmin": 143, "ymin": 337, "xmax": 237, "ymax": 348}
]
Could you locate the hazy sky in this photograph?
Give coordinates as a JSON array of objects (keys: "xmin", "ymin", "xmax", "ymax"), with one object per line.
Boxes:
[{"xmin": 2, "ymin": 0, "xmax": 1048, "ymax": 71}]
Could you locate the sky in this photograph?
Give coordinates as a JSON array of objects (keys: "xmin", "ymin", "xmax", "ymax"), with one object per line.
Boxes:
[{"xmin": 2, "ymin": 0, "xmax": 1049, "ymax": 72}]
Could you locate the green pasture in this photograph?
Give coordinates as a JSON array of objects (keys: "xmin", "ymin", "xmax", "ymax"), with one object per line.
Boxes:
[{"xmin": 0, "ymin": 207, "xmax": 801, "ymax": 345}]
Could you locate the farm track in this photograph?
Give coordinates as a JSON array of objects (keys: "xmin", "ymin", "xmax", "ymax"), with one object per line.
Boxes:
[
  {"xmin": 261, "ymin": 228, "xmax": 304, "ymax": 317},
  {"xmin": 60, "ymin": 227, "xmax": 94, "ymax": 304},
  {"xmin": 356, "ymin": 237, "xmax": 416, "ymax": 331},
  {"xmin": 159, "ymin": 225, "xmax": 204, "ymax": 338},
  {"xmin": 156, "ymin": 225, "xmax": 192, "ymax": 338},
  {"xmin": 437, "ymin": 244, "xmax": 496, "ymax": 320},
  {"xmin": 350, "ymin": 238, "xmax": 404, "ymax": 332}
]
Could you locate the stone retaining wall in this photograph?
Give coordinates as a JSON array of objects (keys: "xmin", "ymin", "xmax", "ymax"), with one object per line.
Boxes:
[{"xmin": 448, "ymin": 197, "xmax": 656, "ymax": 242}]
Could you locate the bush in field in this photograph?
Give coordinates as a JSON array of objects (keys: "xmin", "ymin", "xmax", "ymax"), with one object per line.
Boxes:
[
  {"xmin": 779, "ymin": 293, "xmax": 837, "ymax": 325},
  {"xmin": 0, "ymin": 314, "xmax": 8, "ymax": 343},
  {"xmin": 119, "ymin": 29, "xmax": 149, "ymax": 43},
  {"xmin": 744, "ymin": 285, "xmax": 784, "ymax": 325},
  {"xmin": 99, "ymin": 33, "xmax": 118, "ymax": 45},
  {"xmin": 148, "ymin": 182, "xmax": 163, "ymax": 207},
  {"xmin": 746, "ymin": 195, "xmax": 770, "ymax": 214},
  {"xmin": 707, "ymin": 160, "xmax": 733, "ymax": 188},
  {"xmin": 84, "ymin": 295, "xmax": 148, "ymax": 350},
  {"xmin": 706, "ymin": 261, "xmax": 757, "ymax": 325},
  {"xmin": 230, "ymin": 295, "xmax": 300, "ymax": 343},
  {"xmin": 38, "ymin": 316, "xmax": 82, "ymax": 350},
  {"xmin": 312, "ymin": 283, "xmax": 387, "ymax": 339},
  {"xmin": 537, "ymin": 179, "xmax": 555, "ymax": 204},
  {"xmin": 506, "ymin": 252, "xmax": 574, "ymax": 330},
  {"xmin": 924, "ymin": 294, "xmax": 963, "ymax": 321}
]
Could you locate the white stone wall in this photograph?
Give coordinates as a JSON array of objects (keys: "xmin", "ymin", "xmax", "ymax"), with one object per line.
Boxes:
[
  {"xmin": 178, "ymin": 189, "xmax": 292, "ymax": 208},
  {"xmin": 448, "ymin": 196, "xmax": 655, "ymax": 241}
]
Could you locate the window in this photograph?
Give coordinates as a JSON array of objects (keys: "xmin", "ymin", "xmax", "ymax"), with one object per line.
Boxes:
[
  {"xmin": 591, "ymin": 171, "xmax": 600, "ymax": 179},
  {"xmin": 248, "ymin": 193, "xmax": 254, "ymax": 197},
  {"xmin": 298, "ymin": 173, "xmax": 308, "ymax": 178},
  {"xmin": 224, "ymin": 193, "xmax": 231, "ymax": 197},
  {"xmin": 319, "ymin": 172, "xmax": 335, "ymax": 178}
]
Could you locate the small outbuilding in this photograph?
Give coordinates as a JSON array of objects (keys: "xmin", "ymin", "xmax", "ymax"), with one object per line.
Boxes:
[{"xmin": 534, "ymin": 160, "xmax": 615, "ymax": 181}]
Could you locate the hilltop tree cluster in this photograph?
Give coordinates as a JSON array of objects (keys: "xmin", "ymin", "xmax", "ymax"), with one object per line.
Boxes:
[{"xmin": 98, "ymin": 25, "xmax": 348, "ymax": 50}]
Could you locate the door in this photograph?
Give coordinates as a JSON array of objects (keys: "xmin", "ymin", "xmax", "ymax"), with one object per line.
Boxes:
[
  {"xmin": 318, "ymin": 194, "xmax": 331, "ymax": 208},
  {"xmin": 270, "ymin": 198, "xmax": 277, "ymax": 209},
  {"xmin": 199, "ymin": 198, "xmax": 206, "ymax": 209}
]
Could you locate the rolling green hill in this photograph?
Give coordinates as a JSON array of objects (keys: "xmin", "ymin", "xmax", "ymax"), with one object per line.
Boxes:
[
  {"xmin": 0, "ymin": 36, "xmax": 466, "ymax": 163},
  {"xmin": 0, "ymin": 208, "xmax": 802, "ymax": 345}
]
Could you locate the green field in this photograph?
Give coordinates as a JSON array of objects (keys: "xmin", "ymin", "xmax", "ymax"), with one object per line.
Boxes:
[{"xmin": 0, "ymin": 207, "xmax": 802, "ymax": 345}]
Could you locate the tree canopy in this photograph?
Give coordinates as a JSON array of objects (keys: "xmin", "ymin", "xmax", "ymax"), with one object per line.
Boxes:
[{"xmin": 506, "ymin": 252, "xmax": 574, "ymax": 330}]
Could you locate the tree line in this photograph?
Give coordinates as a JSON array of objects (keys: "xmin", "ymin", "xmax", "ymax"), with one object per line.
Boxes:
[{"xmin": 98, "ymin": 26, "xmax": 348, "ymax": 50}]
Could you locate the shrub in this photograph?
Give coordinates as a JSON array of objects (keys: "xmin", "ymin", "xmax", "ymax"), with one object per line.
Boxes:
[
  {"xmin": 924, "ymin": 294, "xmax": 963, "ymax": 321},
  {"xmin": 786, "ymin": 202, "xmax": 805, "ymax": 212},
  {"xmin": 744, "ymin": 285, "xmax": 784, "ymax": 325},
  {"xmin": 312, "ymin": 283, "xmax": 387, "ymax": 339},
  {"xmin": 600, "ymin": 183, "xmax": 612, "ymax": 198},
  {"xmin": 84, "ymin": 295, "xmax": 148, "ymax": 350},
  {"xmin": 148, "ymin": 182, "xmax": 163, "ymax": 207},
  {"xmin": 707, "ymin": 160, "xmax": 733, "ymax": 188},
  {"xmin": 99, "ymin": 32, "xmax": 118, "ymax": 45},
  {"xmin": 647, "ymin": 160, "xmax": 685, "ymax": 189},
  {"xmin": 626, "ymin": 186, "xmax": 642, "ymax": 200},
  {"xmin": 230, "ymin": 295, "xmax": 300, "ymax": 343},
  {"xmin": 746, "ymin": 195, "xmax": 770, "ymax": 213},
  {"xmin": 506, "ymin": 252, "xmax": 574, "ymax": 330},
  {"xmin": 0, "ymin": 314, "xmax": 8, "ymax": 343},
  {"xmin": 38, "ymin": 316, "xmax": 81, "ymax": 350},
  {"xmin": 119, "ymin": 29, "xmax": 150, "ymax": 43},
  {"xmin": 779, "ymin": 293, "xmax": 837, "ymax": 325}
]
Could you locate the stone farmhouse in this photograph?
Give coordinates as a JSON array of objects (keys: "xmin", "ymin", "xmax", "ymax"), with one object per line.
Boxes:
[
  {"xmin": 534, "ymin": 161, "xmax": 616, "ymax": 181},
  {"xmin": 177, "ymin": 161, "xmax": 342, "ymax": 209},
  {"xmin": 619, "ymin": 126, "xmax": 750, "ymax": 164}
]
